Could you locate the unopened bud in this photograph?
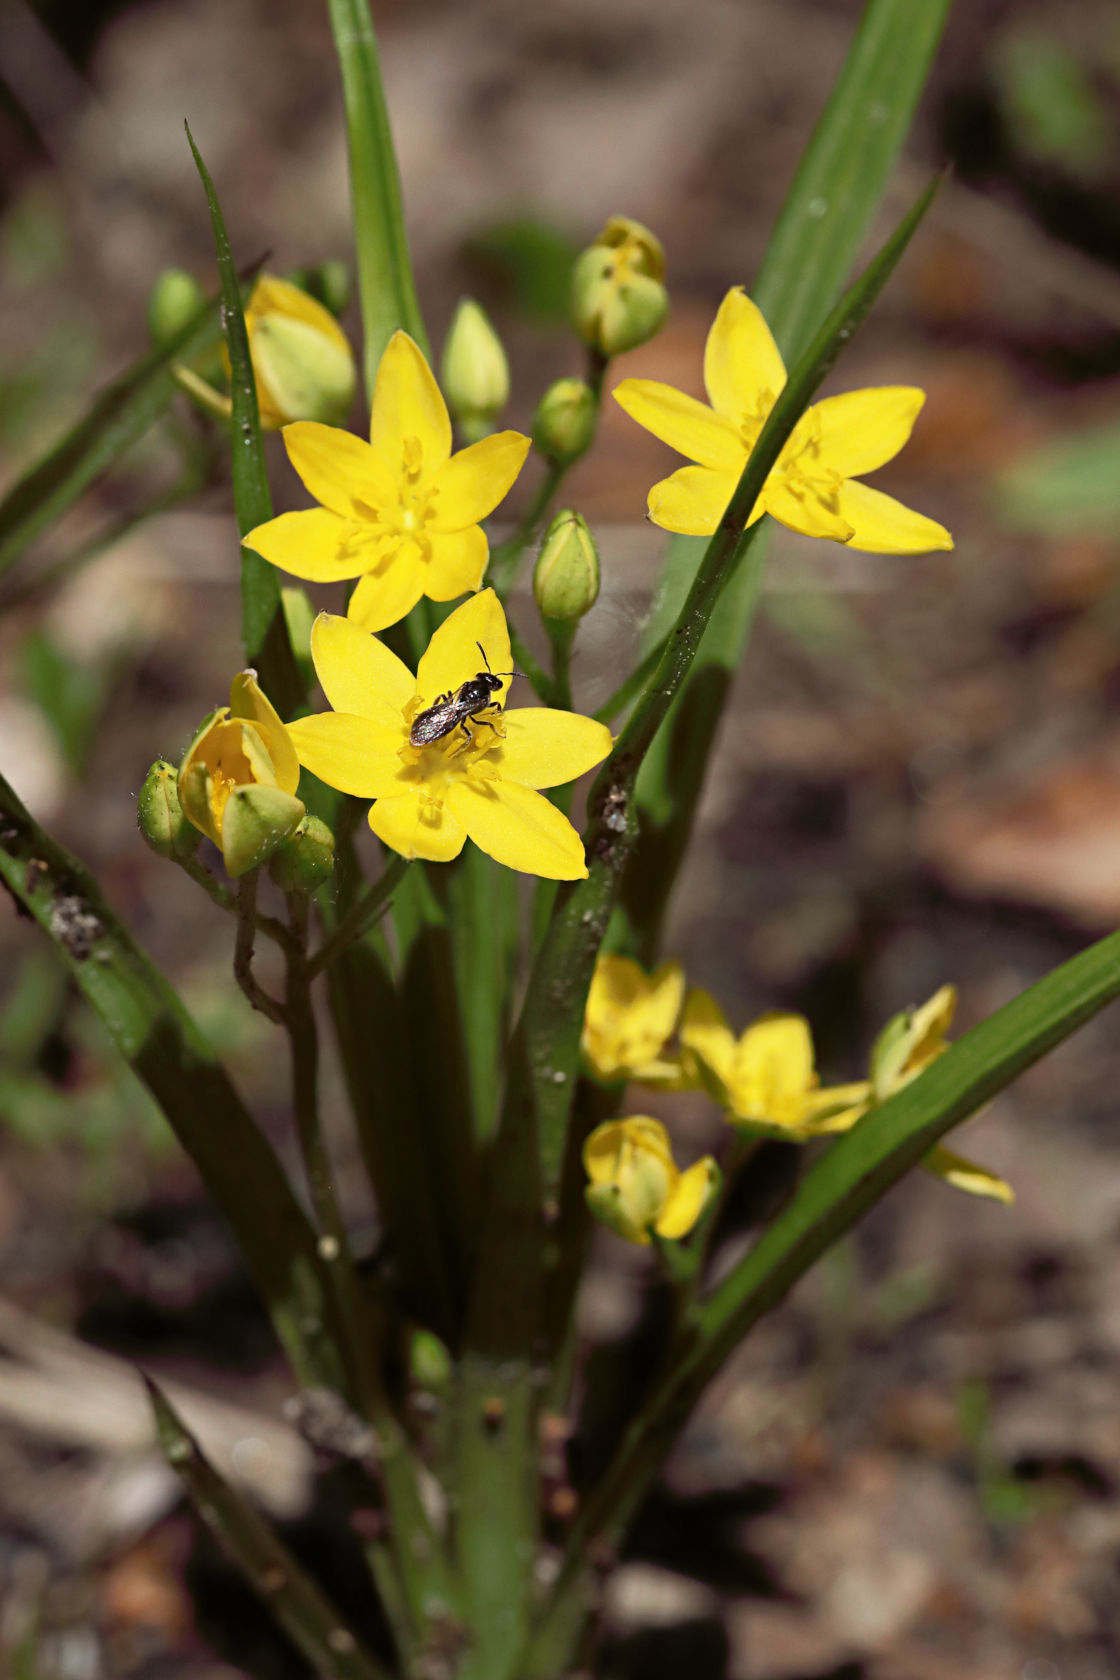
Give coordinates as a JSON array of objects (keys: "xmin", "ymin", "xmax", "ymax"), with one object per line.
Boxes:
[
  {"xmin": 409, "ymin": 1330, "xmax": 452, "ymax": 1392},
  {"xmin": 441, "ymin": 299, "xmax": 510, "ymax": 441},
  {"xmin": 534, "ymin": 510, "xmax": 600, "ymax": 623},
  {"xmin": 148, "ymin": 268, "xmax": 205, "ymax": 347},
  {"xmin": 241, "ymin": 274, "xmax": 356, "ymax": 428},
  {"xmin": 269, "ymin": 814, "xmax": 335, "ymax": 893},
  {"xmin": 571, "ymin": 216, "xmax": 668, "ymax": 358},
  {"xmin": 532, "ymin": 378, "xmax": 596, "ymax": 466},
  {"xmin": 221, "ymin": 784, "xmax": 305, "ymax": 879},
  {"xmin": 137, "ymin": 760, "xmax": 198, "ymax": 860}
]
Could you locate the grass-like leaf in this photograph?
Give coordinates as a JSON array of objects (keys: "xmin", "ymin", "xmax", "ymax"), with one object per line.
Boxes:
[
  {"xmin": 0, "ymin": 770, "xmax": 346, "ymax": 1394},
  {"xmin": 0, "ymin": 291, "xmax": 221, "ymax": 578},
  {"xmin": 185, "ymin": 123, "xmax": 304, "ymax": 717},
  {"xmin": 326, "ymin": 0, "xmax": 428, "ymax": 395}
]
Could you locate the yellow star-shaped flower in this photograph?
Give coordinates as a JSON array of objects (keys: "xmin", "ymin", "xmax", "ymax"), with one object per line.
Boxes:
[
  {"xmin": 243, "ymin": 331, "xmax": 531, "ymax": 633},
  {"xmin": 583, "ymin": 1117, "xmax": 719, "ymax": 1247},
  {"xmin": 581, "ymin": 954, "xmax": 687, "ymax": 1084},
  {"xmin": 286, "ymin": 589, "xmax": 613, "ymax": 879},
  {"xmin": 613, "ymin": 287, "xmax": 953, "ymax": 553}
]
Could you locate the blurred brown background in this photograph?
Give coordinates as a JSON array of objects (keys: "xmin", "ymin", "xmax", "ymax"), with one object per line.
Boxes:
[{"xmin": 4, "ymin": 2, "xmax": 1120, "ymax": 1677}]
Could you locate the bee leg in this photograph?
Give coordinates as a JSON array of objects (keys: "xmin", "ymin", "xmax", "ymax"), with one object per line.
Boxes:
[{"xmin": 450, "ymin": 719, "xmax": 474, "ymax": 757}]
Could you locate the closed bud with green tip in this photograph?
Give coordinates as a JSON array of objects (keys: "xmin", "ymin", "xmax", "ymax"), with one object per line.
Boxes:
[
  {"xmin": 532, "ymin": 378, "xmax": 597, "ymax": 465},
  {"xmin": 441, "ymin": 299, "xmax": 510, "ymax": 442},
  {"xmin": 137, "ymin": 760, "xmax": 199, "ymax": 860},
  {"xmin": 571, "ymin": 215, "xmax": 668, "ymax": 358},
  {"xmin": 269, "ymin": 814, "xmax": 336, "ymax": 893},
  {"xmin": 221, "ymin": 784, "xmax": 306, "ymax": 879},
  {"xmin": 534, "ymin": 510, "xmax": 600, "ymax": 623},
  {"xmin": 148, "ymin": 268, "xmax": 204, "ymax": 347}
]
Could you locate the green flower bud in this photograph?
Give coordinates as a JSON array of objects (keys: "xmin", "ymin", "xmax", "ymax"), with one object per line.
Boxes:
[
  {"xmin": 298, "ymin": 258, "xmax": 351, "ymax": 318},
  {"xmin": 409, "ymin": 1329, "xmax": 452, "ymax": 1392},
  {"xmin": 571, "ymin": 216, "xmax": 668, "ymax": 358},
  {"xmin": 148, "ymin": 268, "xmax": 204, "ymax": 347},
  {"xmin": 240, "ymin": 275, "xmax": 357, "ymax": 428},
  {"xmin": 534, "ymin": 510, "xmax": 600, "ymax": 623},
  {"xmin": 440, "ymin": 299, "xmax": 510, "ymax": 441},
  {"xmin": 531, "ymin": 378, "xmax": 597, "ymax": 465},
  {"xmin": 137, "ymin": 760, "xmax": 199, "ymax": 860},
  {"xmin": 269, "ymin": 814, "xmax": 336, "ymax": 893},
  {"xmin": 220, "ymin": 784, "xmax": 305, "ymax": 879}
]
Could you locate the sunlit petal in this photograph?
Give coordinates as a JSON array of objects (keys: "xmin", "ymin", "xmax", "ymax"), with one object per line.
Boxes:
[
  {"xmin": 704, "ymin": 288, "xmax": 786, "ymax": 420},
  {"xmin": 417, "ymin": 588, "xmax": 512, "ymax": 707},
  {"xmin": 810, "ymin": 387, "xmax": 925, "ymax": 478},
  {"xmin": 492, "ymin": 709, "xmax": 612, "ymax": 789},
  {"xmin": 763, "ymin": 478, "xmax": 854, "ymax": 542},
  {"xmin": 369, "ymin": 331, "xmax": 452, "ymax": 475},
  {"xmin": 428, "ymin": 431, "xmax": 531, "ymax": 530},
  {"xmin": 287, "ymin": 712, "xmax": 403, "ymax": 797},
  {"xmin": 835, "ymin": 480, "xmax": 954, "ymax": 554},
  {"xmin": 612, "ymin": 379, "xmax": 743, "ymax": 470},
  {"xmin": 243, "ymin": 508, "xmax": 365, "ymax": 582},
  {"xmin": 426, "ymin": 525, "xmax": 489, "ymax": 602},
  {"xmin": 656, "ymin": 1156, "xmax": 719, "ymax": 1239},
  {"xmin": 230, "ymin": 672, "xmax": 301, "ymax": 793},
  {"xmin": 647, "ymin": 465, "xmax": 738, "ymax": 535},
  {"xmin": 680, "ymin": 989, "xmax": 738, "ymax": 1094},
  {"xmin": 347, "ymin": 557, "xmax": 427, "ymax": 632},
  {"xmin": 282, "ymin": 421, "xmax": 396, "ymax": 515},
  {"xmin": 368, "ymin": 790, "xmax": 467, "ymax": 862},
  {"xmin": 446, "ymin": 777, "xmax": 588, "ymax": 879},
  {"xmin": 309, "ymin": 612, "xmax": 415, "ymax": 723}
]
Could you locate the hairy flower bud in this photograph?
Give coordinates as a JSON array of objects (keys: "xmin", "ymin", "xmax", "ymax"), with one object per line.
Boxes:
[
  {"xmin": 137, "ymin": 760, "xmax": 199, "ymax": 860},
  {"xmin": 531, "ymin": 378, "xmax": 596, "ymax": 466},
  {"xmin": 240, "ymin": 274, "xmax": 357, "ymax": 428},
  {"xmin": 440, "ymin": 299, "xmax": 510, "ymax": 442},
  {"xmin": 220, "ymin": 784, "xmax": 306, "ymax": 879},
  {"xmin": 148, "ymin": 268, "xmax": 204, "ymax": 347},
  {"xmin": 571, "ymin": 216, "xmax": 668, "ymax": 358},
  {"xmin": 269, "ymin": 814, "xmax": 336, "ymax": 893},
  {"xmin": 533, "ymin": 510, "xmax": 600, "ymax": 623}
]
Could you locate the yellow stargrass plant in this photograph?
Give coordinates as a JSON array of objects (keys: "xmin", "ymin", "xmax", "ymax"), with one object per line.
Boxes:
[{"xmin": 244, "ymin": 330, "xmax": 530, "ymax": 632}]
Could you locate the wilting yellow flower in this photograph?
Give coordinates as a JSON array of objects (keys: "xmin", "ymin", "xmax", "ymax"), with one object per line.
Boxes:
[
  {"xmin": 851, "ymin": 985, "xmax": 1014, "ymax": 1205},
  {"xmin": 614, "ymin": 287, "xmax": 953, "ymax": 553},
  {"xmin": 571, "ymin": 216, "xmax": 669, "ymax": 358},
  {"xmin": 680, "ymin": 992, "xmax": 867, "ymax": 1139},
  {"xmin": 286, "ymin": 589, "xmax": 612, "ymax": 878},
  {"xmin": 243, "ymin": 331, "xmax": 531, "ymax": 633},
  {"xmin": 240, "ymin": 274, "xmax": 357, "ymax": 429},
  {"xmin": 179, "ymin": 672, "xmax": 304, "ymax": 877},
  {"xmin": 583, "ymin": 1117, "xmax": 719, "ymax": 1246},
  {"xmin": 582, "ymin": 954, "xmax": 686, "ymax": 1083}
]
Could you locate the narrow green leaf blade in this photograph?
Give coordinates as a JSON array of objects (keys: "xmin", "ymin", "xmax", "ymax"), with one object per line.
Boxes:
[
  {"xmin": 0, "ymin": 293, "xmax": 221, "ymax": 577},
  {"xmin": 185, "ymin": 124, "xmax": 303, "ymax": 715},
  {"xmin": 146, "ymin": 1379, "xmax": 393, "ymax": 1680},
  {"xmin": 0, "ymin": 770, "xmax": 344, "ymax": 1393},
  {"xmin": 326, "ymin": 0, "xmax": 428, "ymax": 395}
]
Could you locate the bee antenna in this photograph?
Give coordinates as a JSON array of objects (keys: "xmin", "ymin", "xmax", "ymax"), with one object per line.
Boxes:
[{"xmin": 477, "ymin": 641, "xmax": 524, "ymax": 682}]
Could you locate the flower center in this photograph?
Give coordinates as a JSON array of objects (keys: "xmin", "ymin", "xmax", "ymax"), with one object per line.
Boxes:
[
  {"xmin": 345, "ymin": 436, "xmax": 443, "ymax": 563},
  {"xmin": 393, "ymin": 695, "xmax": 506, "ymax": 811}
]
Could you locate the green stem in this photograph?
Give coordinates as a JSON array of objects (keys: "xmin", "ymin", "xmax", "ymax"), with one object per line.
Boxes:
[
  {"xmin": 233, "ymin": 874, "xmax": 286, "ymax": 1024},
  {"xmin": 545, "ymin": 620, "xmax": 576, "ymax": 713},
  {"xmin": 307, "ymin": 852, "xmax": 410, "ymax": 977},
  {"xmin": 179, "ymin": 852, "xmax": 295, "ymax": 954}
]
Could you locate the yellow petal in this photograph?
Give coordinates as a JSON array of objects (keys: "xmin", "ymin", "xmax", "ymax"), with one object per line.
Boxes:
[
  {"xmin": 282, "ymin": 421, "xmax": 396, "ymax": 516},
  {"xmin": 583, "ymin": 956, "xmax": 686, "ymax": 1082},
  {"xmin": 369, "ymin": 331, "xmax": 452, "ymax": 475},
  {"xmin": 286, "ymin": 713, "xmax": 403, "ymax": 797},
  {"xmin": 428, "ymin": 431, "xmax": 531, "ymax": 530},
  {"xmin": 368, "ymin": 790, "xmax": 467, "ymax": 863},
  {"xmin": 903, "ymin": 984, "xmax": 957, "ymax": 1076},
  {"xmin": 680, "ymin": 989, "xmax": 738, "ymax": 1093},
  {"xmin": 309, "ymin": 612, "xmax": 414, "ymax": 723},
  {"xmin": 346, "ymin": 557, "xmax": 428, "ymax": 633},
  {"xmin": 764, "ymin": 479, "xmax": 854, "ymax": 542},
  {"xmin": 230, "ymin": 672, "xmax": 300, "ymax": 794},
  {"xmin": 426, "ymin": 525, "xmax": 489, "ymax": 602},
  {"xmin": 416, "ymin": 588, "xmax": 511, "ymax": 708},
  {"xmin": 800, "ymin": 1082, "xmax": 873, "ymax": 1134},
  {"xmin": 924, "ymin": 1145, "xmax": 1014, "ymax": 1205},
  {"xmin": 731, "ymin": 1014, "xmax": 816, "ymax": 1129},
  {"xmin": 810, "ymin": 387, "xmax": 926, "ymax": 478},
  {"xmin": 835, "ymin": 480, "xmax": 954, "ymax": 554},
  {"xmin": 493, "ymin": 709, "xmax": 612, "ymax": 790},
  {"xmin": 648, "ymin": 465, "xmax": 739, "ymax": 535},
  {"xmin": 612, "ymin": 379, "xmax": 744, "ymax": 471},
  {"xmin": 656, "ymin": 1156, "xmax": 719, "ymax": 1239},
  {"xmin": 244, "ymin": 508, "xmax": 368, "ymax": 582},
  {"xmin": 446, "ymin": 777, "xmax": 587, "ymax": 879},
  {"xmin": 703, "ymin": 288, "xmax": 786, "ymax": 420}
]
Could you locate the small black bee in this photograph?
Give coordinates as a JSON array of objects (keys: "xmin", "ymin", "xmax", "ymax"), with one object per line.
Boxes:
[{"xmin": 409, "ymin": 643, "xmax": 523, "ymax": 753}]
